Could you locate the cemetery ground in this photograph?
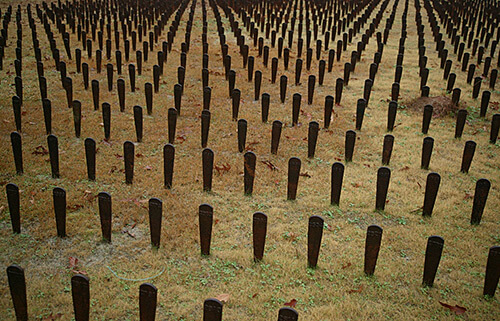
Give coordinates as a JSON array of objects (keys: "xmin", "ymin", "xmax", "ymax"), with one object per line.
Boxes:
[{"xmin": 0, "ymin": 0, "xmax": 499, "ymax": 319}]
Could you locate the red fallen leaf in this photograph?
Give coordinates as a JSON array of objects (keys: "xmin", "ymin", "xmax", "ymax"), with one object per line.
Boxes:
[
  {"xmin": 136, "ymin": 153, "xmax": 144, "ymax": 158},
  {"xmin": 245, "ymin": 141, "xmax": 260, "ymax": 151},
  {"xmin": 300, "ymin": 109, "xmax": 312, "ymax": 121},
  {"xmin": 284, "ymin": 135, "xmax": 298, "ymax": 141},
  {"xmin": 284, "ymin": 299, "xmax": 297, "ymax": 308},
  {"xmin": 299, "ymin": 172, "xmax": 311, "ymax": 178},
  {"xmin": 348, "ymin": 286, "xmax": 363, "ymax": 294},
  {"xmin": 68, "ymin": 257, "xmax": 78, "ymax": 269},
  {"xmin": 122, "ymin": 228, "xmax": 136, "ymax": 238},
  {"xmin": 114, "ymin": 154, "xmax": 124, "ymax": 159},
  {"xmin": 400, "ymin": 166, "xmax": 410, "ymax": 171},
  {"xmin": 247, "ymin": 141, "xmax": 260, "ymax": 146},
  {"xmin": 363, "ymin": 164, "xmax": 371, "ymax": 168},
  {"xmin": 439, "ymin": 302, "xmax": 467, "ymax": 315},
  {"xmin": 67, "ymin": 204, "xmax": 83, "ymax": 211},
  {"xmin": 261, "ymin": 160, "xmax": 279, "ymax": 171},
  {"xmin": 464, "ymin": 193, "xmax": 473, "ymax": 200},
  {"xmin": 109, "ymin": 166, "xmax": 118, "ymax": 173},
  {"xmin": 83, "ymin": 190, "xmax": 96, "ymax": 202},
  {"xmin": 302, "ymin": 137, "xmax": 308, "ymax": 141},
  {"xmin": 129, "ymin": 199, "xmax": 147, "ymax": 209},
  {"xmin": 334, "ymin": 157, "xmax": 342, "ymax": 161},
  {"xmin": 215, "ymin": 163, "xmax": 231, "ymax": 175},
  {"xmin": 21, "ymin": 111, "xmax": 27, "ymax": 116},
  {"xmin": 176, "ymin": 135, "xmax": 186, "ymax": 143},
  {"xmin": 214, "ymin": 219, "xmax": 220, "ymax": 225},
  {"xmin": 352, "ymin": 183, "xmax": 362, "ymax": 188},
  {"xmin": 287, "ymin": 232, "xmax": 298, "ymax": 242},
  {"xmin": 342, "ymin": 262, "xmax": 352, "ymax": 269},
  {"xmin": 42, "ymin": 312, "xmax": 62, "ymax": 320},
  {"xmin": 32, "ymin": 145, "xmax": 49, "ymax": 155},
  {"xmin": 252, "ymin": 293, "xmax": 258, "ymax": 298}
]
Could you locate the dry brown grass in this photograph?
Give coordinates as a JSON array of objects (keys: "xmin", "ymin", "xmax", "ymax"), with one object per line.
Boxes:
[{"xmin": 0, "ymin": 0, "xmax": 499, "ymax": 320}]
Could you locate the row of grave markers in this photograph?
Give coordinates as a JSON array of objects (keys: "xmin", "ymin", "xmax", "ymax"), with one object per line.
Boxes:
[
  {"xmin": 5, "ymin": 239, "xmax": 500, "ymax": 319},
  {"xmin": 3, "ymin": 169, "xmax": 497, "ymax": 298},
  {"xmin": 8, "ymin": 88, "xmax": 500, "ymax": 174},
  {"xmin": 6, "ymin": 134, "xmax": 493, "ymax": 222},
  {"xmin": 6, "ymin": 264, "xmax": 300, "ymax": 320}
]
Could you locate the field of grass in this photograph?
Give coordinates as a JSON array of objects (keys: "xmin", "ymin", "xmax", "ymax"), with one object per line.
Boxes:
[{"xmin": 0, "ymin": 0, "xmax": 499, "ymax": 319}]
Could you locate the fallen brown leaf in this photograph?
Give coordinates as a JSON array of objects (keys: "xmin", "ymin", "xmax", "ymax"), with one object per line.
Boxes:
[
  {"xmin": 67, "ymin": 204, "xmax": 83, "ymax": 211},
  {"xmin": 101, "ymin": 139, "xmax": 112, "ymax": 146},
  {"xmin": 342, "ymin": 262, "xmax": 352, "ymax": 269},
  {"xmin": 439, "ymin": 301, "xmax": 467, "ymax": 315},
  {"xmin": 29, "ymin": 191, "xmax": 36, "ymax": 204},
  {"xmin": 284, "ymin": 299, "xmax": 297, "ymax": 308},
  {"xmin": 68, "ymin": 257, "xmax": 78, "ymax": 269},
  {"xmin": 216, "ymin": 293, "xmax": 230, "ymax": 303},
  {"xmin": 409, "ymin": 206, "xmax": 423, "ymax": 213},
  {"xmin": 32, "ymin": 145, "xmax": 49, "ymax": 155},
  {"xmin": 215, "ymin": 163, "xmax": 231, "ymax": 175},
  {"xmin": 348, "ymin": 286, "xmax": 363, "ymax": 294},
  {"xmin": 83, "ymin": 190, "xmax": 96, "ymax": 202},
  {"xmin": 261, "ymin": 160, "xmax": 279, "ymax": 171},
  {"xmin": 299, "ymin": 172, "xmax": 311, "ymax": 178},
  {"xmin": 122, "ymin": 229, "xmax": 136, "ymax": 238}
]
